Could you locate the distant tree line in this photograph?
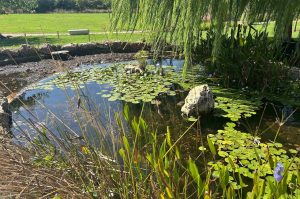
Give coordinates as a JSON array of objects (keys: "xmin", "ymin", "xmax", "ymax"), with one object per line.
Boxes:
[
  {"xmin": 0, "ymin": 0, "xmax": 38, "ymax": 13},
  {"xmin": 0, "ymin": 0, "xmax": 111, "ymax": 13}
]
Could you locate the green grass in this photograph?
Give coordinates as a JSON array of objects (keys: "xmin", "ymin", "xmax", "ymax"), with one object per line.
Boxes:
[
  {"xmin": 0, "ymin": 13, "xmax": 298, "ymax": 49},
  {"xmin": 0, "ymin": 33, "xmax": 147, "ymax": 48},
  {"xmin": 253, "ymin": 21, "xmax": 300, "ymax": 38},
  {"xmin": 0, "ymin": 13, "xmax": 111, "ymax": 33},
  {"xmin": 0, "ymin": 13, "xmax": 146, "ymax": 48}
]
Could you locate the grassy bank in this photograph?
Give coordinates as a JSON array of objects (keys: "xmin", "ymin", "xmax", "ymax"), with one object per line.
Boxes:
[
  {"xmin": 0, "ymin": 33, "xmax": 146, "ymax": 48},
  {"xmin": 2, "ymin": 14, "xmax": 299, "ymax": 35},
  {"xmin": 0, "ymin": 13, "xmax": 299, "ymax": 49},
  {"xmin": 0, "ymin": 13, "xmax": 111, "ymax": 33}
]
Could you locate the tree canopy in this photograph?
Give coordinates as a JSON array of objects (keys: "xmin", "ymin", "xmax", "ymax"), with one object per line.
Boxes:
[
  {"xmin": 0, "ymin": 0, "xmax": 38, "ymax": 38},
  {"xmin": 112, "ymin": 0, "xmax": 300, "ymax": 68},
  {"xmin": 0, "ymin": 0, "xmax": 111, "ymax": 13},
  {"xmin": 0, "ymin": 0, "xmax": 38, "ymax": 13}
]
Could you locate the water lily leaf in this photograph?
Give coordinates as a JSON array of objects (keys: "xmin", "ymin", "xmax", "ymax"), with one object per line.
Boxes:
[
  {"xmin": 289, "ymin": 149, "xmax": 298, "ymax": 154},
  {"xmin": 101, "ymin": 94, "xmax": 111, "ymax": 98},
  {"xmin": 218, "ymin": 151, "xmax": 228, "ymax": 157},
  {"xmin": 108, "ymin": 97, "xmax": 118, "ymax": 102},
  {"xmin": 187, "ymin": 117, "xmax": 198, "ymax": 122}
]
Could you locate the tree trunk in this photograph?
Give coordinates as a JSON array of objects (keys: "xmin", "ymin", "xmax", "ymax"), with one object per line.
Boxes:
[{"xmin": 286, "ymin": 20, "xmax": 293, "ymax": 42}]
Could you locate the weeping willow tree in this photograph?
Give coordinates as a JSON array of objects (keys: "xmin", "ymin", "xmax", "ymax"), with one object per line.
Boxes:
[{"xmin": 111, "ymin": 0, "xmax": 300, "ymax": 70}]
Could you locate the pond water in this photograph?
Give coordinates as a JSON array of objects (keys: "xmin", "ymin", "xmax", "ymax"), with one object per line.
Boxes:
[{"xmin": 10, "ymin": 59, "xmax": 300, "ymax": 156}]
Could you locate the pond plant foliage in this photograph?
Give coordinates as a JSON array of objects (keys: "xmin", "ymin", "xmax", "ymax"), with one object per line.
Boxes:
[
  {"xmin": 3, "ymin": 0, "xmax": 300, "ymax": 198},
  {"xmin": 34, "ymin": 63, "xmax": 186, "ymax": 103},
  {"xmin": 11, "ymin": 58, "xmax": 299, "ymax": 198},
  {"xmin": 19, "ymin": 99, "xmax": 300, "ymax": 198}
]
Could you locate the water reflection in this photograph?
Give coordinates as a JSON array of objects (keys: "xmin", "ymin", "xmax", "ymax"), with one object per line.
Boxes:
[
  {"xmin": 11, "ymin": 59, "xmax": 192, "ymax": 150},
  {"xmin": 241, "ymin": 103, "xmax": 300, "ymax": 147},
  {"xmin": 10, "ymin": 59, "xmax": 300, "ymax": 153}
]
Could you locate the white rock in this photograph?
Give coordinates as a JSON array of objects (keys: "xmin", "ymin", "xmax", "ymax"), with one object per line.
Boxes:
[{"xmin": 181, "ymin": 84, "xmax": 214, "ymax": 116}]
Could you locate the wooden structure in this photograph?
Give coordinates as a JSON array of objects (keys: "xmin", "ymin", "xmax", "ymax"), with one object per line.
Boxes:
[{"xmin": 51, "ymin": 50, "xmax": 71, "ymax": 61}]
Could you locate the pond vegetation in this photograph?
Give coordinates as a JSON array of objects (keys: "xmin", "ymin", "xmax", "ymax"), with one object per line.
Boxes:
[
  {"xmin": 2, "ymin": 0, "xmax": 300, "ymax": 198},
  {"xmin": 10, "ymin": 56, "xmax": 300, "ymax": 198}
]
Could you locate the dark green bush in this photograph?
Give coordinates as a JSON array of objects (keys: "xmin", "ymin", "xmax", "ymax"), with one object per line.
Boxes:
[{"xmin": 193, "ymin": 26, "xmax": 298, "ymax": 92}]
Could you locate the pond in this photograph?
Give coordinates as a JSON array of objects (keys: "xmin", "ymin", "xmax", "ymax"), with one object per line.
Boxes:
[{"xmin": 10, "ymin": 59, "xmax": 300, "ymax": 157}]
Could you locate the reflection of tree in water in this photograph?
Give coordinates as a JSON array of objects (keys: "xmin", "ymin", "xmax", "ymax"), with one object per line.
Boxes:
[
  {"xmin": 10, "ymin": 92, "xmax": 49, "ymax": 111},
  {"xmin": 122, "ymin": 91, "xmax": 227, "ymax": 156},
  {"xmin": 249, "ymin": 104, "xmax": 300, "ymax": 146},
  {"xmin": 125, "ymin": 90, "xmax": 226, "ymax": 132}
]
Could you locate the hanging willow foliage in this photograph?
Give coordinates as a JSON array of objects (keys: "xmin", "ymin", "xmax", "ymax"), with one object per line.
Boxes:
[{"xmin": 111, "ymin": 0, "xmax": 300, "ymax": 70}]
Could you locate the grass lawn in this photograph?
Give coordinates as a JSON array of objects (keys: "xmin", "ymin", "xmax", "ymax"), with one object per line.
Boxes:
[
  {"xmin": 0, "ymin": 33, "xmax": 147, "ymax": 48},
  {"xmin": 0, "ymin": 13, "xmax": 111, "ymax": 33},
  {"xmin": 0, "ymin": 13, "xmax": 298, "ymax": 49},
  {"xmin": 253, "ymin": 21, "xmax": 300, "ymax": 38}
]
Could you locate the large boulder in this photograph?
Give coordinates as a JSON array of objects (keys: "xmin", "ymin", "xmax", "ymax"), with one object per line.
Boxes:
[
  {"xmin": 0, "ymin": 98, "xmax": 12, "ymax": 133},
  {"xmin": 181, "ymin": 84, "xmax": 214, "ymax": 116}
]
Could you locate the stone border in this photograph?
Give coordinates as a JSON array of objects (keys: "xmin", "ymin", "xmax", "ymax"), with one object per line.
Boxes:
[{"xmin": 0, "ymin": 42, "xmax": 151, "ymax": 66}]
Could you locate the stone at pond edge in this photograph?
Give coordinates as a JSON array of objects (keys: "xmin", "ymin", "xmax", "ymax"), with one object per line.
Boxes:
[
  {"xmin": 124, "ymin": 63, "xmax": 145, "ymax": 74},
  {"xmin": 181, "ymin": 84, "xmax": 214, "ymax": 117},
  {"xmin": 0, "ymin": 98, "xmax": 12, "ymax": 134},
  {"xmin": 51, "ymin": 50, "xmax": 72, "ymax": 61}
]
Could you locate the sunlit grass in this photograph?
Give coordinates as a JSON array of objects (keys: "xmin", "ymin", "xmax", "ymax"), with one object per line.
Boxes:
[
  {"xmin": 0, "ymin": 33, "xmax": 147, "ymax": 48},
  {"xmin": 0, "ymin": 13, "xmax": 299, "ymax": 49},
  {"xmin": 0, "ymin": 13, "xmax": 111, "ymax": 33},
  {"xmin": 252, "ymin": 21, "xmax": 300, "ymax": 38}
]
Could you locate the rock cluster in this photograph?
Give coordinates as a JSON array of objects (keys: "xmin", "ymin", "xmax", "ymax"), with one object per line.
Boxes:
[
  {"xmin": 181, "ymin": 84, "xmax": 215, "ymax": 117},
  {"xmin": 124, "ymin": 63, "xmax": 145, "ymax": 74}
]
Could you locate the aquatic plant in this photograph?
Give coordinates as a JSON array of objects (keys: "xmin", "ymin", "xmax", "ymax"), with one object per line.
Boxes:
[
  {"xmin": 10, "ymin": 60, "xmax": 300, "ymax": 198},
  {"xmin": 209, "ymin": 122, "xmax": 299, "ymax": 171},
  {"xmin": 274, "ymin": 163, "xmax": 284, "ymax": 182},
  {"xmin": 205, "ymin": 119, "xmax": 300, "ymax": 197},
  {"xmin": 26, "ymin": 106, "xmax": 300, "ymax": 198},
  {"xmin": 11, "ymin": 82, "xmax": 300, "ymax": 198},
  {"xmin": 33, "ymin": 63, "xmax": 201, "ymax": 104},
  {"xmin": 213, "ymin": 87, "xmax": 262, "ymax": 121}
]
